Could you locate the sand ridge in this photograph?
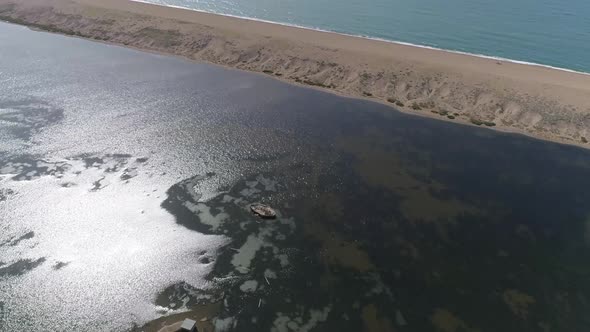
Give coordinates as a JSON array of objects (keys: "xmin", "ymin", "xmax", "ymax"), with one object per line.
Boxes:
[{"xmin": 1, "ymin": 0, "xmax": 590, "ymax": 146}]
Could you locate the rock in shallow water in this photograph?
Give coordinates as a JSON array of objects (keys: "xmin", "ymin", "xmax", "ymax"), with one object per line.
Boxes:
[{"xmin": 250, "ymin": 203, "xmax": 276, "ymax": 219}]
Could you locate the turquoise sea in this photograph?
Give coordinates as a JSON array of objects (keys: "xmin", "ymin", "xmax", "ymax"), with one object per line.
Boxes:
[{"xmin": 141, "ymin": 0, "xmax": 590, "ymax": 73}]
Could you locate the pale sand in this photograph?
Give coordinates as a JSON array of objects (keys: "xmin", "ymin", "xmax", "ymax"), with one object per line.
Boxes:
[{"xmin": 1, "ymin": 0, "xmax": 590, "ymax": 146}]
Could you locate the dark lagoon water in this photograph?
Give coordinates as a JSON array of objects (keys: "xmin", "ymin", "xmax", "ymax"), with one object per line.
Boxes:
[{"xmin": 1, "ymin": 22, "xmax": 590, "ymax": 332}]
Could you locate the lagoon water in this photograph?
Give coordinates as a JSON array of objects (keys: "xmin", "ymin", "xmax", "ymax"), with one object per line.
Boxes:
[
  {"xmin": 142, "ymin": 0, "xmax": 590, "ymax": 73},
  {"xmin": 1, "ymin": 22, "xmax": 590, "ymax": 331}
]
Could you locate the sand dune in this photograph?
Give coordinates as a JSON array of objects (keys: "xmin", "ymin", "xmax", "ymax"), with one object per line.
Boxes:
[{"xmin": 1, "ymin": 0, "xmax": 590, "ymax": 146}]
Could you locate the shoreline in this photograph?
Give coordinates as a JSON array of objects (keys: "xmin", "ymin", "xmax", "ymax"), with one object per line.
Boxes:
[
  {"xmin": 9, "ymin": 20, "xmax": 563, "ymax": 148},
  {"xmin": 131, "ymin": 0, "xmax": 590, "ymax": 77},
  {"xmin": 1, "ymin": 0, "xmax": 590, "ymax": 148}
]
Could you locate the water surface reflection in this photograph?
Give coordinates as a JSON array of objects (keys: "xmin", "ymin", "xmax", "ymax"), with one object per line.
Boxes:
[{"xmin": 1, "ymin": 22, "xmax": 589, "ymax": 332}]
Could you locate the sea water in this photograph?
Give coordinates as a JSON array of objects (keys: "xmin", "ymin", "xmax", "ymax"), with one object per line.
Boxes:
[{"xmin": 141, "ymin": 0, "xmax": 590, "ymax": 73}]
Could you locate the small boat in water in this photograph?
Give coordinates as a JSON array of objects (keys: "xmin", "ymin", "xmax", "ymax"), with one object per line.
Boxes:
[{"xmin": 250, "ymin": 203, "xmax": 277, "ymax": 219}]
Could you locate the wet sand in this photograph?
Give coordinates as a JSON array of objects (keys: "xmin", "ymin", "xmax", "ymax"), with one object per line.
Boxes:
[{"xmin": 0, "ymin": 0, "xmax": 589, "ymax": 147}]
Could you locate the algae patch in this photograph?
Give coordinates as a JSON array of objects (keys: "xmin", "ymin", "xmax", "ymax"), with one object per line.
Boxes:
[{"xmin": 502, "ymin": 289, "xmax": 535, "ymax": 320}]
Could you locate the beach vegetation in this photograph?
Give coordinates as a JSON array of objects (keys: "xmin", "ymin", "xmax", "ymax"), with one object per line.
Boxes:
[
  {"xmin": 420, "ymin": 101, "xmax": 435, "ymax": 109},
  {"xmin": 470, "ymin": 118, "xmax": 483, "ymax": 126},
  {"xmin": 319, "ymin": 60, "xmax": 339, "ymax": 68},
  {"xmin": 387, "ymin": 98, "xmax": 405, "ymax": 107},
  {"xmin": 137, "ymin": 27, "xmax": 182, "ymax": 47},
  {"xmin": 299, "ymin": 78, "xmax": 335, "ymax": 89},
  {"xmin": 582, "ymin": 137, "xmax": 588, "ymax": 143},
  {"xmin": 447, "ymin": 115, "xmax": 455, "ymax": 119},
  {"xmin": 484, "ymin": 121, "xmax": 496, "ymax": 127},
  {"xmin": 363, "ymin": 92, "xmax": 373, "ymax": 97},
  {"xmin": 262, "ymin": 69, "xmax": 274, "ymax": 75},
  {"xmin": 411, "ymin": 102, "xmax": 422, "ymax": 110}
]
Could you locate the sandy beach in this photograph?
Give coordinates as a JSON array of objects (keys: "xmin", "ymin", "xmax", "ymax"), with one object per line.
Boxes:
[{"xmin": 1, "ymin": 0, "xmax": 589, "ymax": 146}]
